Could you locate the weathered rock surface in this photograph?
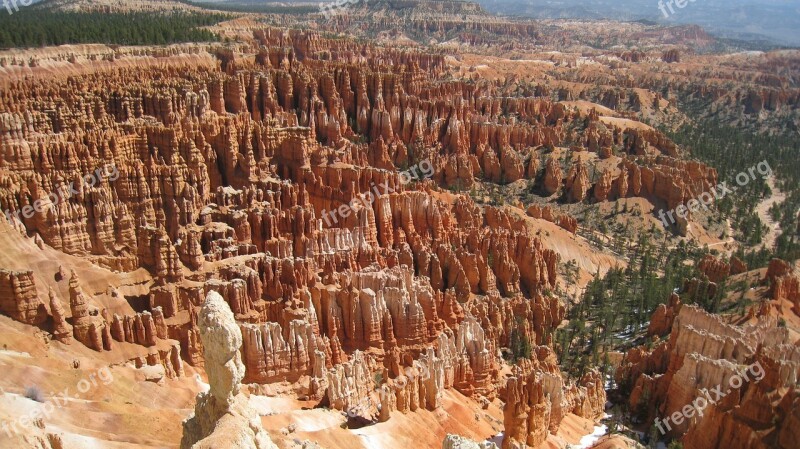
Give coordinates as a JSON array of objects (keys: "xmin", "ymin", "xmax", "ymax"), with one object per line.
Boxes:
[
  {"xmin": 0, "ymin": 17, "xmax": 739, "ymax": 448},
  {"xmin": 526, "ymin": 205, "xmax": 577, "ymax": 234},
  {"xmin": 0, "ymin": 4, "xmax": 797, "ymax": 449},
  {"xmin": 502, "ymin": 347, "xmax": 606, "ymax": 449},
  {"xmin": 0, "ymin": 269, "xmax": 47, "ymax": 325},
  {"xmin": 48, "ymin": 288, "xmax": 72, "ymax": 343},
  {"xmin": 68, "ymin": 271, "xmax": 112, "ymax": 351},
  {"xmin": 181, "ymin": 291, "xmax": 278, "ymax": 449},
  {"xmin": 442, "ymin": 434, "xmax": 498, "ymax": 449},
  {"xmin": 617, "ymin": 302, "xmax": 799, "ymax": 448},
  {"xmin": 765, "ymin": 258, "xmax": 800, "ymax": 316},
  {"xmin": 697, "ymin": 254, "xmax": 730, "ymax": 283}
]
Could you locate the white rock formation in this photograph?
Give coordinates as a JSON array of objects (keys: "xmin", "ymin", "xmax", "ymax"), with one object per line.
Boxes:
[
  {"xmin": 442, "ymin": 434, "xmax": 499, "ymax": 449},
  {"xmin": 181, "ymin": 291, "xmax": 278, "ymax": 449}
]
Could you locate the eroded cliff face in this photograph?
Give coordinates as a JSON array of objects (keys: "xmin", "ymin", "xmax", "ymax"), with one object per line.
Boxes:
[
  {"xmin": 764, "ymin": 258, "xmax": 800, "ymax": 316},
  {"xmin": 0, "ymin": 268, "xmax": 47, "ymax": 325},
  {"xmin": 502, "ymin": 347, "xmax": 606, "ymax": 449},
  {"xmin": 0, "ymin": 29, "xmax": 719, "ymax": 262},
  {"xmin": 1, "ymin": 1, "xmax": 799, "ymax": 447},
  {"xmin": 0, "ymin": 23, "xmax": 723, "ymax": 447},
  {"xmin": 617, "ymin": 302, "xmax": 800, "ymax": 449}
]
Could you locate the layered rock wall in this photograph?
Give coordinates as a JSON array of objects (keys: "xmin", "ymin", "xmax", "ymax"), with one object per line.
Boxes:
[{"xmin": 617, "ymin": 302, "xmax": 799, "ymax": 449}]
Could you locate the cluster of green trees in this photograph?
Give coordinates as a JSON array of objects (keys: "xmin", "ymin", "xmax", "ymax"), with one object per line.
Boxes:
[
  {"xmin": 555, "ymin": 236, "xmax": 713, "ymax": 379},
  {"xmin": 0, "ymin": 10, "xmax": 227, "ymax": 48},
  {"xmin": 732, "ymin": 246, "xmax": 774, "ymax": 271},
  {"xmin": 667, "ymin": 116, "xmax": 800, "ymax": 263},
  {"xmin": 506, "ymin": 317, "xmax": 532, "ymax": 363}
]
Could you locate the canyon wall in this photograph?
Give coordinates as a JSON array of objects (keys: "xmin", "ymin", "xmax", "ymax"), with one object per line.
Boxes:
[{"xmin": 617, "ymin": 301, "xmax": 799, "ymax": 449}]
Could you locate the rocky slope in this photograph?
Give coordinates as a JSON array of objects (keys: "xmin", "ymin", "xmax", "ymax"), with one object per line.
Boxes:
[
  {"xmin": 0, "ymin": 2, "xmax": 796, "ymax": 448},
  {"xmin": 0, "ymin": 23, "xmax": 622, "ymax": 449},
  {"xmin": 617, "ymin": 297, "xmax": 800, "ymax": 448}
]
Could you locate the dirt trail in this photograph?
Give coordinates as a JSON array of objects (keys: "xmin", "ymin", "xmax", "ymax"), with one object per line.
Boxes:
[
  {"xmin": 706, "ymin": 217, "xmax": 736, "ymax": 253},
  {"xmin": 756, "ymin": 177, "xmax": 785, "ymax": 250}
]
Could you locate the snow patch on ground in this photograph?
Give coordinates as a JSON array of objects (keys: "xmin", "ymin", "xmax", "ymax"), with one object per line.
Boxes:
[
  {"xmin": 572, "ymin": 413, "xmax": 611, "ymax": 449},
  {"xmin": 574, "ymin": 422, "xmax": 608, "ymax": 449}
]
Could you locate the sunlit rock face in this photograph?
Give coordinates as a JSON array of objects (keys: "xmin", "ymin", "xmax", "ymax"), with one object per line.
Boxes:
[
  {"xmin": 181, "ymin": 291, "xmax": 278, "ymax": 449},
  {"xmin": 618, "ymin": 303, "xmax": 800, "ymax": 448},
  {"xmin": 2, "ymin": 6, "xmax": 770, "ymax": 448}
]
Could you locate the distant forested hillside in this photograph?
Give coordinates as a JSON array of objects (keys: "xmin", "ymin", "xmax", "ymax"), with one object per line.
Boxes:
[{"xmin": 0, "ymin": 9, "xmax": 227, "ymax": 48}]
